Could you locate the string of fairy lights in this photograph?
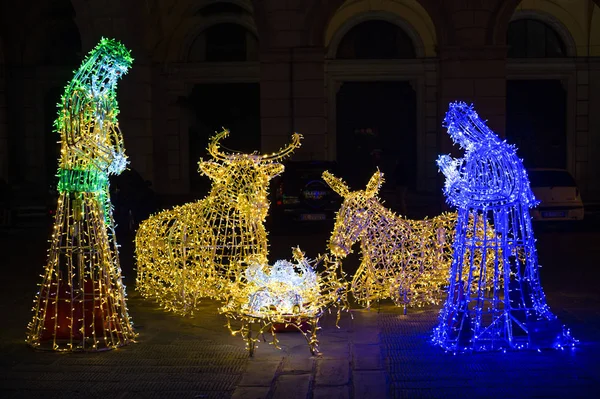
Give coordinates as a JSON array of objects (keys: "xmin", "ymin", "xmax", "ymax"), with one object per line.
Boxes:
[
  {"xmin": 24, "ymin": 40, "xmax": 573, "ymax": 356},
  {"xmin": 220, "ymin": 247, "xmax": 348, "ymax": 356},
  {"xmin": 433, "ymin": 101, "xmax": 576, "ymax": 352},
  {"xmin": 135, "ymin": 130, "xmax": 303, "ymax": 315},
  {"xmin": 26, "ymin": 38, "xmax": 137, "ymax": 352},
  {"xmin": 323, "ymin": 170, "xmax": 499, "ymax": 311}
]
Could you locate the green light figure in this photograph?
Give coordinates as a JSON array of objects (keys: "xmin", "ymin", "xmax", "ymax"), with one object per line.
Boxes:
[{"xmin": 26, "ymin": 38, "xmax": 137, "ymax": 351}]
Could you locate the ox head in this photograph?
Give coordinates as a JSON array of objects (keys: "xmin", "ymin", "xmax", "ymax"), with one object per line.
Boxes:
[
  {"xmin": 322, "ymin": 170, "xmax": 384, "ymax": 258},
  {"xmin": 198, "ymin": 129, "xmax": 303, "ymax": 221}
]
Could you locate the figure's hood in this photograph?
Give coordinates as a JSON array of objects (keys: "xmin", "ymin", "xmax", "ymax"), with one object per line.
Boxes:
[{"xmin": 443, "ymin": 102, "xmax": 499, "ymax": 149}]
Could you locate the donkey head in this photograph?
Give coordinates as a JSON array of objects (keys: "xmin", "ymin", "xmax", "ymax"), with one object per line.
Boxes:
[
  {"xmin": 322, "ymin": 170, "xmax": 384, "ymax": 258},
  {"xmin": 199, "ymin": 129, "xmax": 303, "ymax": 222}
]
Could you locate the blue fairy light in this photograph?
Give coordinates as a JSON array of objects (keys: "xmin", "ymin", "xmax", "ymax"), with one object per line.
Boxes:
[{"xmin": 432, "ymin": 101, "xmax": 576, "ymax": 352}]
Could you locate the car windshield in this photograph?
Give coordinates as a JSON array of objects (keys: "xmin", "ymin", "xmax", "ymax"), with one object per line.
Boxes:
[{"xmin": 528, "ymin": 170, "xmax": 576, "ymax": 187}]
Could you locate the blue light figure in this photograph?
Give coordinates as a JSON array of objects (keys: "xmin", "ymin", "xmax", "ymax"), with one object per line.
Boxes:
[{"xmin": 433, "ymin": 102, "xmax": 575, "ymax": 352}]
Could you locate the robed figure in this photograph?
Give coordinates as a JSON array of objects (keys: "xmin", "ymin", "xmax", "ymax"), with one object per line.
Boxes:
[
  {"xmin": 26, "ymin": 38, "xmax": 136, "ymax": 351},
  {"xmin": 433, "ymin": 102, "xmax": 574, "ymax": 352}
]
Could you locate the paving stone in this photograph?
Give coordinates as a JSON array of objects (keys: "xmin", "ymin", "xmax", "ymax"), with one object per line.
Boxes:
[
  {"xmin": 315, "ymin": 359, "xmax": 350, "ymax": 386},
  {"xmin": 231, "ymin": 386, "xmax": 270, "ymax": 399},
  {"xmin": 140, "ymin": 392, "xmax": 230, "ymax": 399},
  {"xmin": 318, "ymin": 341, "xmax": 350, "ymax": 359},
  {"xmin": 92, "ymin": 380, "xmax": 238, "ymax": 392},
  {"xmin": 351, "ymin": 327, "xmax": 381, "ymax": 345},
  {"xmin": 118, "ymin": 393, "xmax": 146, "ymax": 399},
  {"xmin": 313, "ymin": 385, "xmax": 350, "ymax": 399},
  {"xmin": 353, "ymin": 371, "xmax": 388, "ymax": 399},
  {"xmin": 6, "ymin": 391, "xmax": 97, "ymax": 399},
  {"xmin": 0, "ymin": 380, "xmax": 96, "ymax": 391},
  {"xmin": 282, "ymin": 355, "xmax": 314, "ymax": 373},
  {"xmin": 390, "ymin": 387, "xmax": 437, "ymax": 399},
  {"xmin": 107, "ymin": 372, "xmax": 242, "ymax": 382},
  {"xmin": 353, "ymin": 344, "xmax": 383, "ymax": 370},
  {"xmin": 272, "ymin": 374, "xmax": 311, "ymax": 399},
  {"xmin": 238, "ymin": 360, "xmax": 280, "ymax": 387},
  {"xmin": 3, "ymin": 227, "xmax": 600, "ymax": 398}
]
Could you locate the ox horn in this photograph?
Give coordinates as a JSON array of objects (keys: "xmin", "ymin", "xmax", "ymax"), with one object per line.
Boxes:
[
  {"xmin": 207, "ymin": 128, "xmax": 232, "ymax": 161},
  {"xmin": 260, "ymin": 133, "xmax": 303, "ymax": 162}
]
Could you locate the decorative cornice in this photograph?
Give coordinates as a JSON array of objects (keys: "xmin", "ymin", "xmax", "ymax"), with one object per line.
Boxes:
[{"xmin": 439, "ymin": 45, "xmax": 509, "ymax": 60}]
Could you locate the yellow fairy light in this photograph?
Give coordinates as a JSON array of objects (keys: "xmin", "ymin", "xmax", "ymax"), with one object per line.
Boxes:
[
  {"xmin": 220, "ymin": 247, "xmax": 348, "ymax": 356},
  {"xmin": 26, "ymin": 38, "xmax": 137, "ymax": 351},
  {"xmin": 135, "ymin": 130, "xmax": 303, "ymax": 315},
  {"xmin": 323, "ymin": 170, "xmax": 498, "ymax": 310}
]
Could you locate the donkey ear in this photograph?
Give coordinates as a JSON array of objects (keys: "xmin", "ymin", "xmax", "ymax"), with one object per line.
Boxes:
[
  {"xmin": 322, "ymin": 171, "xmax": 349, "ymax": 198},
  {"xmin": 365, "ymin": 169, "xmax": 384, "ymax": 198},
  {"xmin": 198, "ymin": 160, "xmax": 223, "ymax": 181}
]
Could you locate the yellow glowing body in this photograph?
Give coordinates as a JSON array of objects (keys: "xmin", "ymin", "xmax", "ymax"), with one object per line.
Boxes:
[
  {"xmin": 135, "ymin": 130, "xmax": 302, "ymax": 315},
  {"xmin": 323, "ymin": 170, "xmax": 498, "ymax": 309},
  {"xmin": 220, "ymin": 248, "xmax": 348, "ymax": 356}
]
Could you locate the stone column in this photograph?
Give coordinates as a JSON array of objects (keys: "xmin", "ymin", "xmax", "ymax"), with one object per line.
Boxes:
[
  {"xmin": 260, "ymin": 49, "xmax": 293, "ymax": 152},
  {"xmin": 587, "ymin": 59, "xmax": 600, "ymax": 201},
  {"xmin": 22, "ymin": 69, "xmax": 40, "ymax": 183},
  {"xmin": 423, "ymin": 60, "xmax": 440, "ymax": 193},
  {"xmin": 256, "ymin": 0, "xmax": 327, "ymax": 160},
  {"xmin": 291, "ymin": 47, "xmax": 327, "ymax": 160},
  {"xmin": 162, "ymin": 71, "xmax": 188, "ymax": 195},
  {"xmin": 151, "ymin": 65, "xmax": 171, "ymax": 195},
  {"xmin": 259, "ymin": 47, "xmax": 327, "ymax": 160},
  {"xmin": 119, "ymin": 63, "xmax": 154, "ymax": 184},
  {"xmin": 0, "ymin": 62, "xmax": 7, "ymax": 181}
]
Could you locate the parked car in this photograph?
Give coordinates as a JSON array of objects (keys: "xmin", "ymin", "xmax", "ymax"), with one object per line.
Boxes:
[
  {"xmin": 269, "ymin": 161, "xmax": 343, "ymax": 227},
  {"xmin": 528, "ymin": 168, "xmax": 584, "ymax": 222}
]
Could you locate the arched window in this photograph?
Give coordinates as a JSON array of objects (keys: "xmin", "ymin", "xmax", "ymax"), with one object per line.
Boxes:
[
  {"xmin": 507, "ymin": 19, "xmax": 566, "ymax": 58},
  {"xmin": 196, "ymin": 2, "xmax": 249, "ymax": 16},
  {"xmin": 188, "ymin": 23, "xmax": 258, "ymax": 62},
  {"xmin": 41, "ymin": 0, "xmax": 81, "ymax": 65},
  {"xmin": 336, "ymin": 20, "xmax": 416, "ymax": 59}
]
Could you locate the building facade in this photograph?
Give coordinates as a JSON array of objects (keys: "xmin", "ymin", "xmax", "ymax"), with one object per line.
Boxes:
[{"xmin": 1, "ymin": 0, "xmax": 600, "ymax": 204}]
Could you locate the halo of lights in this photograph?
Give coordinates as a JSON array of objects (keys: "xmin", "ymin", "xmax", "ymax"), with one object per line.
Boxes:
[
  {"xmin": 26, "ymin": 38, "xmax": 137, "ymax": 351},
  {"xmin": 135, "ymin": 130, "xmax": 303, "ymax": 315},
  {"xmin": 220, "ymin": 247, "xmax": 348, "ymax": 356},
  {"xmin": 323, "ymin": 170, "xmax": 498, "ymax": 310},
  {"xmin": 433, "ymin": 101, "xmax": 576, "ymax": 352}
]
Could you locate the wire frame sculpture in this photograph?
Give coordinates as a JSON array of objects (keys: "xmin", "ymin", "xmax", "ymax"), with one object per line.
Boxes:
[
  {"xmin": 323, "ymin": 170, "xmax": 498, "ymax": 311},
  {"xmin": 433, "ymin": 101, "xmax": 576, "ymax": 352},
  {"xmin": 26, "ymin": 38, "xmax": 136, "ymax": 351},
  {"xmin": 135, "ymin": 130, "xmax": 303, "ymax": 315},
  {"xmin": 220, "ymin": 247, "xmax": 348, "ymax": 356}
]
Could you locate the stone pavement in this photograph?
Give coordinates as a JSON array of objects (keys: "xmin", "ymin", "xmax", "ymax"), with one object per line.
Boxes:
[{"xmin": 1, "ymin": 226, "xmax": 600, "ymax": 398}]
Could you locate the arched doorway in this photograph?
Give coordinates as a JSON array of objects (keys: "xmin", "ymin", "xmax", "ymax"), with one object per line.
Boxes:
[
  {"xmin": 325, "ymin": 1, "xmax": 439, "ymax": 201},
  {"xmin": 506, "ymin": 17, "xmax": 569, "ymax": 170},
  {"xmin": 332, "ymin": 19, "xmax": 418, "ymax": 197}
]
